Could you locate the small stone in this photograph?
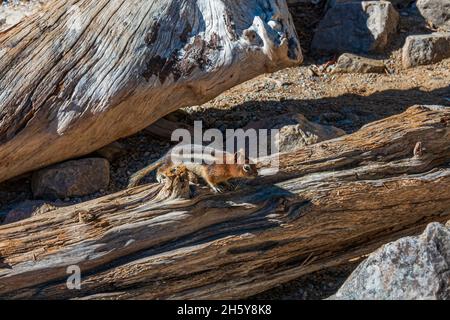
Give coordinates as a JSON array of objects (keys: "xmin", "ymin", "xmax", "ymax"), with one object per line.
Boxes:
[
  {"xmin": 312, "ymin": 1, "xmax": 399, "ymax": 54},
  {"xmin": 332, "ymin": 53, "xmax": 386, "ymax": 74},
  {"xmin": 402, "ymin": 33, "xmax": 450, "ymax": 68},
  {"xmin": 244, "ymin": 113, "xmax": 346, "ymax": 153},
  {"xmin": 416, "ymin": 0, "xmax": 450, "ymax": 31},
  {"xmin": 31, "ymin": 158, "xmax": 110, "ymax": 199}
]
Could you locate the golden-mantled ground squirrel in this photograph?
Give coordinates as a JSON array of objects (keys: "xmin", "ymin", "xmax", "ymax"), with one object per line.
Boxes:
[{"xmin": 128, "ymin": 145, "xmax": 258, "ymax": 193}]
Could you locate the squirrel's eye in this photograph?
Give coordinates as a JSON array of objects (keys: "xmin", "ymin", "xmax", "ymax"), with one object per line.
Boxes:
[{"xmin": 243, "ymin": 165, "xmax": 250, "ymax": 172}]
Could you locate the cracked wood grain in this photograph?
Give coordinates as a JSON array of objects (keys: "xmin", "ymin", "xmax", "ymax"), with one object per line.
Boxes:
[
  {"xmin": 0, "ymin": 105, "xmax": 449, "ymax": 299},
  {"xmin": 0, "ymin": 0, "xmax": 303, "ymax": 183}
]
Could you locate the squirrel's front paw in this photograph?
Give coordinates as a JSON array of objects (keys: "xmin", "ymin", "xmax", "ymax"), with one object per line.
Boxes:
[{"xmin": 212, "ymin": 185, "xmax": 225, "ymax": 193}]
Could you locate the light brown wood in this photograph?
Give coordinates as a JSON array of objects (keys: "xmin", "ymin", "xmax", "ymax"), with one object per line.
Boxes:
[
  {"xmin": 0, "ymin": 0, "xmax": 302, "ymax": 183},
  {"xmin": 0, "ymin": 105, "xmax": 449, "ymax": 299}
]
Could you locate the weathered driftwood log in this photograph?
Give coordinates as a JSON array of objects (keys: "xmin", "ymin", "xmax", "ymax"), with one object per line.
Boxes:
[
  {"xmin": 0, "ymin": 0, "xmax": 302, "ymax": 183},
  {"xmin": 0, "ymin": 105, "xmax": 449, "ymax": 299}
]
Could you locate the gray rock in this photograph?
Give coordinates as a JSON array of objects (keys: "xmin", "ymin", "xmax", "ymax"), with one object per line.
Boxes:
[
  {"xmin": 402, "ymin": 32, "xmax": 450, "ymax": 68},
  {"xmin": 331, "ymin": 53, "xmax": 386, "ymax": 73},
  {"xmin": 244, "ymin": 113, "xmax": 346, "ymax": 153},
  {"xmin": 1, "ymin": 200, "xmax": 58, "ymax": 224},
  {"xmin": 416, "ymin": 0, "xmax": 450, "ymax": 30},
  {"xmin": 331, "ymin": 221, "xmax": 450, "ymax": 300},
  {"xmin": 32, "ymin": 158, "xmax": 110, "ymax": 199},
  {"xmin": 312, "ymin": 1, "xmax": 399, "ymax": 54}
]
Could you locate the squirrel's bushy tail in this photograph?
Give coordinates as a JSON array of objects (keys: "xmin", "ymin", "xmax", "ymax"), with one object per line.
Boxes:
[{"xmin": 127, "ymin": 160, "xmax": 163, "ymax": 188}]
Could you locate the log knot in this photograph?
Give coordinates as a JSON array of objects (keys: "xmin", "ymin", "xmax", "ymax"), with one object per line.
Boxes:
[
  {"xmin": 413, "ymin": 141, "xmax": 424, "ymax": 158},
  {"xmin": 78, "ymin": 210, "xmax": 97, "ymax": 223}
]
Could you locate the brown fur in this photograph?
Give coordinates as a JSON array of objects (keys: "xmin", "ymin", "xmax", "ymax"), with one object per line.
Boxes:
[{"xmin": 128, "ymin": 146, "xmax": 258, "ymax": 193}]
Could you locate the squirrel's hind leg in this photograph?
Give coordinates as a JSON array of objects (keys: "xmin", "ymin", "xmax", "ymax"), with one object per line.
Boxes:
[
  {"xmin": 187, "ymin": 171, "xmax": 199, "ymax": 185},
  {"xmin": 156, "ymin": 162, "xmax": 176, "ymax": 184},
  {"xmin": 156, "ymin": 173, "xmax": 166, "ymax": 183}
]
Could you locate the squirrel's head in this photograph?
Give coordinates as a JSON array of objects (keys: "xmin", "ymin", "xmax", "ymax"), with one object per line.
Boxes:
[{"xmin": 234, "ymin": 149, "xmax": 259, "ymax": 179}]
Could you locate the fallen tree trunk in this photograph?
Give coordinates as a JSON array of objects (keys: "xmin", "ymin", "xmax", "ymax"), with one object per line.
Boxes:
[
  {"xmin": 0, "ymin": 0, "xmax": 302, "ymax": 183},
  {"xmin": 0, "ymin": 105, "xmax": 449, "ymax": 299}
]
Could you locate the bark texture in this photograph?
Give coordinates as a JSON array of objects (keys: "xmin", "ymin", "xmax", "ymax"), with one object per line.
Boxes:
[
  {"xmin": 0, "ymin": 0, "xmax": 302, "ymax": 183},
  {"xmin": 0, "ymin": 105, "xmax": 449, "ymax": 299}
]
